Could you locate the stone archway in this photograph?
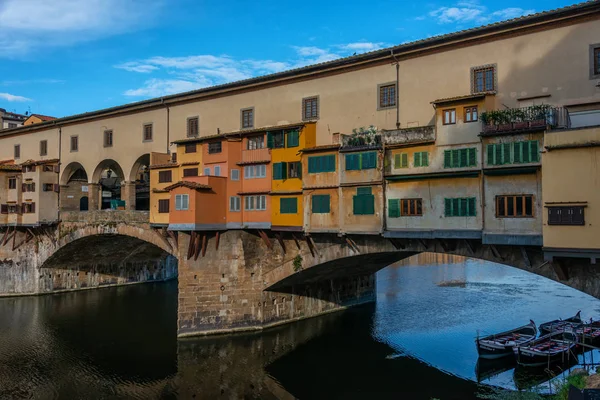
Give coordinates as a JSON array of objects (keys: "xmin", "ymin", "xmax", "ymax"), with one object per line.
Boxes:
[
  {"xmin": 60, "ymin": 162, "xmax": 90, "ymax": 212},
  {"xmin": 129, "ymin": 154, "xmax": 150, "ymax": 211},
  {"xmin": 91, "ymin": 159, "xmax": 126, "ymax": 210}
]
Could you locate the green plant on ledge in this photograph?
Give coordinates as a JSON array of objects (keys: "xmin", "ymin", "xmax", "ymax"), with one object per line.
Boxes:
[
  {"xmin": 481, "ymin": 104, "xmax": 552, "ymax": 125},
  {"xmin": 346, "ymin": 125, "xmax": 381, "ymax": 147},
  {"xmin": 293, "ymin": 255, "xmax": 303, "ymax": 272}
]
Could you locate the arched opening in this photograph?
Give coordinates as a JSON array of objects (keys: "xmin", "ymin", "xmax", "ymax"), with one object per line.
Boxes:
[
  {"xmin": 130, "ymin": 154, "xmax": 150, "ymax": 211},
  {"xmin": 60, "ymin": 162, "xmax": 90, "ymax": 212},
  {"xmin": 80, "ymin": 196, "xmax": 89, "ymax": 211},
  {"xmin": 92, "ymin": 160, "xmax": 125, "ymax": 210}
]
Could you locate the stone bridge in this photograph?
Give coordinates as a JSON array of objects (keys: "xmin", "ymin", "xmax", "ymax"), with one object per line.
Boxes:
[{"xmin": 0, "ymin": 212, "xmax": 597, "ymax": 337}]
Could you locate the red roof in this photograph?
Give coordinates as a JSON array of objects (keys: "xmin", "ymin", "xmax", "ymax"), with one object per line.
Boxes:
[
  {"xmin": 31, "ymin": 114, "xmax": 57, "ymax": 121},
  {"xmin": 164, "ymin": 181, "xmax": 212, "ymax": 191}
]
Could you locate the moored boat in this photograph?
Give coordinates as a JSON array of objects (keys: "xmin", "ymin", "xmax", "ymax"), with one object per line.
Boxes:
[
  {"xmin": 476, "ymin": 321, "xmax": 537, "ymax": 360},
  {"xmin": 538, "ymin": 311, "xmax": 582, "ymax": 335},
  {"xmin": 574, "ymin": 322, "xmax": 600, "ymax": 346},
  {"xmin": 515, "ymin": 330, "xmax": 578, "ymax": 367}
]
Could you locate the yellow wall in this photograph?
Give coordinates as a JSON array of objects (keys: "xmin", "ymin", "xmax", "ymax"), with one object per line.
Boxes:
[
  {"xmin": 271, "ymin": 194, "xmax": 303, "ymax": 228},
  {"xmin": 542, "ymin": 127, "xmax": 600, "ymax": 249},
  {"xmin": 149, "ymin": 152, "xmax": 181, "ymax": 225},
  {"xmin": 303, "ymin": 188, "xmax": 340, "ymax": 233}
]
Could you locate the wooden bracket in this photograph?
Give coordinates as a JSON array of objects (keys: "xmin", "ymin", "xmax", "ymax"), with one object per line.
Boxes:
[
  {"xmin": 520, "ymin": 246, "xmax": 532, "ymax": 269},
  {"xmin": 11, "ymin": 229, "xmax": 17, "ymax": 251},
  {"xmin": 1, "ymin": 228, "xmax": 9, "ymax": 246},
  {"xmin": 463, "ymin": 239, "xmax": 475, "ymax": 256},
  {"xmin": 388, "ymin": 238, "xmax": 405, "ymax": 250},
  {"xmin": 201, "ymin": 234, "xmax": 208, "ymax": 258},
  {"xmin": 437, "ymin": 239, "xmax": 449, "ymax": 252},
  {"xmin": 551, "ymin": 259, "xmax": 569, "ymax": 281},
  {"xmin": 418, "ymin": 239, "xmax": 428, "ymax": 250},
  {"xmin": 187, "ymin": 231, "xmax": 196, "ymax": 260},
  {"xmin": 193, "ymin": 233, "xmax": 202, "ymax": 261},
  {"xmin": 26, "ymin": 228, "xmax": 36, "ymax": 243},
  {"xmin": 345, "ymin": 237, "xmax": 360, "ymax": 253},
  {"xmin": 305, "ymin": 235, "xmax": 316, "ymax": 257},
  {"xmin": 291, "ymin": 233, "xmax": 301, "ymax": 250},
  {"xmin": 167, "ymin": 230, "xmax": 178, "ymax": 249},
  {"xmin": 490, "ymin": 244, "xmax": 503, "ymax": 260},
  {"xmin": 258, "ymin": 230, "xmax": 272, "ymax": 250},
  {"xmin": 215, "ymin": 231, "xmax": 220, "ymax": 250},
  {"xmin": 275, "ymin": 233, "xmax": 286, "ymax": 254}
]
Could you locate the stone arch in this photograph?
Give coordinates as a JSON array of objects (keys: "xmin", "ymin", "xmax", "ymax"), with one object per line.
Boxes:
[
  {"xmin": 60, "ymin": 161, "xmax": 89, "ymax": 186},
  {"xmin": 91, "ymin": 159, "xmax": 125, "ymax": 184},
  {"xmin": 129, "ymin": 154, "xmax": 150, "ymax": 211},
  {"xmin": 92, "ymin": 159, "xmax": 126, "ymax": 210},
  {"xmin": 59, "ymin": 162, "xmax": 91, "ymax": 212}
]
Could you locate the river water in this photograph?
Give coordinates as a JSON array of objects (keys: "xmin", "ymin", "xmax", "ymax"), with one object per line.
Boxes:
[{"xmin": 1, "ymin": 254, "xmax": 600, "ymax": 399}]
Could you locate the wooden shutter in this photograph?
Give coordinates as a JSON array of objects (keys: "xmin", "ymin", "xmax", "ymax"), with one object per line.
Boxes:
[
  {"xmin": 0, "ymin": 205, "xmax": 7, "ymax": 214},
  {"xmin": 308, "ymin": 157, "xmax": 317, "ymax": 173},
  {"xmin": 422, "ymin": 152, "xmax": 429, "ymax": 167},
  {"xmin": 444, "ymin": 150, "xmax": 452, "ymax": 168},
  {"xmin": 513, "ymin": 142, "xmax": 523, "ymax": 163},
  {"xmin": 286, "ymin": 130, "xmax": 299, "ymax": 147},
  {"xmin": 444, "ymin": 198, "xmax": 452, "ymax": 217},
  {"xmin": 394, "ymin": 154, "xmax": 401, "ymax": 169},
  {"xmin": 572, "ymin": 206, "xmax": 585, "ymax": 225},
  {"xmin": 388, "ymin": 199, "xmax": 400, "ymax": 218},
  {"xmin": 53, "ymin": 184, "xmax": 59, "ymax": 193},
  {"xmin": 468, "ymin": 198, "xmax": 476, "ymax": 216},
  {"xmin": 357, "ymin": 187, "xmax": 372, "ymax": 195},
  {"xmin": 353, "ymin": 195, "xmax": 361, "ymax": 215},
  {"xmin": 363, "ymin": 195, "xmax": 375, "ymax": 214},
  {"xmin": 326, "ymin": 155, "xmax": 335, "ymax": 172},
  {"xmin": 345, "ymin": 154, "xmax": 359, "ymax": 171},
  {"xmin": 487, "ymin": 144, "xmax": 495, "ymax": 165},
  {"xmin": 401, "ymin": 153, "xmax": 408, "ymax": 168},
  {"xmin": 529, "ymin": 140, "xmax": 539, "ymax": 162},
  {"xmin": 414, "ymin": 152, "xmax": 421, "ymax": 167},
  {"xmin": 548, "ymin": 207, "xmax": 560, "ymax": 225},
  {"xmin": 266, "ymin": 132, "xmax": 274, "ymax": 149},
  {"xmin": 523, "ymin": 141, "xmax": 531, "ymax": 163}
]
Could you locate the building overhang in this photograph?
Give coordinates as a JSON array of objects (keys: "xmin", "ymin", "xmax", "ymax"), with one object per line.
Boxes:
[
  {"xmin": 482, "ymin": 233, "xmax": 542, "ymax": 246},
  {"xmin": 383, "ymin": 229, "xmax": 482, "ymax": 239},
  {"xmin": 482, "ymin": 166, "xmax": 539, "ymax": 176},
  {"xmin": 543, "ymin": 247, "xmax": 600, "ymax": 264},
  {"xmin": 386, "ymin": 171, "xmax": 479, "ymax": 182},
  {"xmin": 271, "ymin": 225, "xmax": 303, "ymax": 232}
]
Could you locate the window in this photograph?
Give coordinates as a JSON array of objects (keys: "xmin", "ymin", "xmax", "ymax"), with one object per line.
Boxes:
[
  {"xmin": 311, "ymin": 194, "xmax": 330, "ymax": 214},
  {"xmin": 42, "ymin": 183, "xmax": 54, "ymax": 192},
  {"xmin": 8, "ymin": 123, "xmax": 17, "ymax": 129},
  {"xmin": 353, "ymin": 187, "xmax": 375, "ymax": 215},
  {"xmin": 42, "ymin": 165, "xmax": 54, "ymax": 172},
  {"xmin": 70, "ymin": 135, "xmax": 78, "ymax": 152},
  {"xmin": 465, "ymin": 106, "xmax": 478, "ymax": 123},
  {"xmin": 244, "ymin": 164, "xmax": 266, "ymax": 179},
  {"xmin": 247, "ymin": 135, "xmax": 264, "ymax": 150},
  {"xmin": 104, "ymin": 130, "xmax": 113, "ymax": 147},
  {"xmin": 175, "ymin": 194, "xmax": 189, "ymax": 211},
  {"xmin": 288, "ymin": 161, "xmax": 302, "ymax": 179},
  {"xmin": 185, "ymin": 143, "xmax": 197, "ymax": 153},
  {"xmin": 595, "ymin": 47, "xmax": 600, "ymax": 75},
  {"xmin": 590, "ymin": 44, "xmax": 600, "ymax": 79},
  {"xmin": 245, "ymin": 195, "xmax": 266, "ymax": 211},
  {"xmin": 302, "ymin": 96, "xmax": 319, "ymax": 120},
  {"xmin": 23, "ymin": 165, "xmax": 35, "ymax": 173},
  {"xmin": 241, "ymin": 108, "xmax": 254, "ymax": 129},
  {"xmin": 548, "ymin": 206, "xmax": 585, "ymax": 226},
  {"xmin": 345, "ymin": 152, "xmax": 377, "ymax": 171},
  {"xmin": 496, "ymin": 195, "xmax": 534, "ymax": 218},
  {"xmin": 22, "ymin": 203, "xmax": 35, "ymax": 214},
  {"xmin": 14, "ymin": 144, "xmax": 20, "ymax": 159},
  {"xmin": 187, "ymin": 117, "xmax": 199, "ymax": 137},
  {"xmin": 158, "ymin": 170, "xmax": 172, "ymax": 183},
  {"xmin": 171, "ymin": 152, "xmax": 177, "ymax": 163},
  {"xmin": 214, "ymin": 165, "xmax": 221, "ymax": 176},
  {"xmin": 158, "ymin": 199, "xmax": 170, "ymax": 213},
  {"xmin": 472, "ymin": 65, "xmax": 496, "ymax": 93},
  {"xmin": 388, "ymin": 199, "xmax": 423, "ymax": 217},
  {"xmin": 267, "ymin": 131, "xmax": 285, "ymax": 149},
  {"xmin": 308, "ymin": 155, "xmax": 336, "ymax": 173},
  {"xmin": 7, "ymin": 204, "xmax": 19, "ymax": 214},
  {"xmin": 183, "ymin": 168, "xmax": 198, "ymax": 177},
  {"xmin": 394, "ymin": 153, "xmax": 408, "ymax": 169},
  {"xmin": 208, "ymin": 142, "xmax": 222, "ymax": 154},
  {"xmin": 229, "ymin": 196, "xmax": 241, "ymax": 211},
  {"xmin": 280, "ymin": 198, "xmax": 298, "ymax": 214},
  {"xmin": 22, "ymin": 182, "xmax": 35, "ymax": 192},
  {"xmin": 273, "ymin": 162, "xmax": 287, "ymax": 180},
  {"xmin": 486, "ymin": 141, "xmax": 539, "ymax": 166},
  {"xmin": 443, "ymin": 109, "xmax": 456, "ymax": 125},
  {"xmin": 231, "ymin": 169, "xmax": 240, "ymax": 181},
  {"xmin": 443, "ymin": 148, "xmax": 477, "ymax": 168},
  {"xmin": 143, "ymin": 124, "xmax": 153, "ymax": 141},
  {"xmin": 413, "ymin": 152, "xmax": 429, "ymax": 167},
  {"xmin": 378, "ymin": 83, "xmax": 396, "ymax": 109},
  {"xmin": 0, "ymin": 205, "xmax": 6, "ymax": 214},
  {"xmin": 286, "ymin": 130, "xmax": 299, "ymax": 148},
  {"xmin": 444, "ymin": 197, "xmax": 477, "ymax": 217},
  {"xmin": 8, "ymin": 178, "xmax": 16, "ymax": 190},
  {"xmin": 204, "ymin": 167, "xmax": 211, "ymax": 176},
  {"xmin": 40, "ymin": 140, "xmax": 48, "ymax": 156}
]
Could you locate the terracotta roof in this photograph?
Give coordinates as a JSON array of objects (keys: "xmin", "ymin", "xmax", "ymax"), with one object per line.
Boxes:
[
  {"xmin": 1, "ymin": 2, "xmax": 599, "ymax": 137},
  {"xmin": 20, "ymin": 158, "xmax": 59, "ymax": 166},
  {"xmin": 236, "ymin": 159, "xmax": 270, "ymax": 166},
  {"xmin": 300, "ymin": 144, "xmax": 341, "ymax": 153},
  {"xmin": 270, "ymin": 190, "xmax": 303, "ymax": 195},
  {"xmin": 152, "ymin": 188, "xmax": 170, "ymax": 193},
  {"xmin": 431, "ymin": 93, "xmax": 488, "ymax": 105},
  {"xmin": 171, "ymin": 121, "xmax": 309, "ymax": 145},
  {"xmin": 27, "ymin": 114, "xmax": 57, "ymax": 122},
  {"xmin": 0, "ymin": 164, "xmax": 21, "ymax": 172},
  {"xmin": 149, "ymin": 163, "xmax": 179, "ymax": 170},
  {"xmin": 0, "ymin": 159, "xmax": 15, "ymax": 165},
  {"xmin": 180, "ymin": 161, "xmax": 200, "ymax": 166},
  {"xmin": 164, "ymin": 181, "xmax": 212, "ymax": 191},
  {"xmin": 237, "ymin": 190, "xmax": 271, "ymax": 195}
]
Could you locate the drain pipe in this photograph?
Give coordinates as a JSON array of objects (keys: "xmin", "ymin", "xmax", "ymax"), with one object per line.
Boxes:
[{"xmin": 391, "ymin": 50, "xmax": 400, "ymax": 129}]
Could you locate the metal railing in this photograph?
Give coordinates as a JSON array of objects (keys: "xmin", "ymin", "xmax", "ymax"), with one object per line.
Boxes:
[{"xmin": 481, "ymin": 105, "xmax": 570, "ymax": 132}]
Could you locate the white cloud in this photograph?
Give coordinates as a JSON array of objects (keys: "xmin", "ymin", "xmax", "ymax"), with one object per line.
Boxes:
[
  {"xmin": 119, "ymin": 42, "xmax": 385, "ymax": 98},
  {"xmin": 0, "ymin": 0, "xmax": 163, "ymax": 56},
  {"xmin": 426, "ymin": 1, "xmax": 535, "ymax": 25},
  {"xmin": 0, "ymin": 93, "xmax": 32, "ymax": 102},
  {"xmin": 1, "ymin": 79, "xmax": 65, "ymax": 85}
]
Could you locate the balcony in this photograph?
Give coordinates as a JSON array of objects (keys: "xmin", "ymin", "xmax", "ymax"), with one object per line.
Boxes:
[
  {"xmin": 481, "ymin": 105, "xmax": 570, "ymax": 135},
  {"xmin": 240, "ymin": 148, "xmax": 271, "ymax": 164},
  {"xmin": 382, "ymin": 125, "xmax": 435, "ymax": 146},
  {"xmin": 340, "ymin": 126, "xmax": 382, "ymax": 152}
]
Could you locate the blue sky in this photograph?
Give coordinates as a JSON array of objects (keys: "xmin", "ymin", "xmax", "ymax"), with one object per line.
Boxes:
[{"xmin": 0, "ymin": 0, "xmax": 582, "ymax": 118}]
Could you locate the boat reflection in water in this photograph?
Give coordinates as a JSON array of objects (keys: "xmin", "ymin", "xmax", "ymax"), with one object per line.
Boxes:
[
  {"xmin": 475, "ymin": 357, "xmax": 516, "ymax": 383},
  {"xmin": 513, "ymin": 357, "xmax": 579, "ymax": 391}
]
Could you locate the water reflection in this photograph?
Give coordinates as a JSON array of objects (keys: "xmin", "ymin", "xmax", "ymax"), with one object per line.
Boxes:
[{"xmin": 2, "ymin": 253, "xmax": 600, "ymax": 399}]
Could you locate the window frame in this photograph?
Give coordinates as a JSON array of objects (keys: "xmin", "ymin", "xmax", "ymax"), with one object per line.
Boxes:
[
  {"xmin": 208, "ymin": 141, "xmax": 222, "ymax": 154},
  {"xmin": 240, "ymin": 107, "xmax": 254, "ymax": 129},
  {"xmin": 464, "ymin": 106, "xmax": 478, "ymax": 123},
  {"xmin": 270, "ymin": 131, "xmax": 285, "ymax": 149},
  {"xmin": 308, "ymin": 154, "xmax": 336, "ymax": 173},
  {"xmin": 280, "ymin": 197, "xmax": 298, "ymax": 214},
  {"xmin": 231, "ymin": 169, "xmax": 240, "ymax": 181},
  {"xmin": 311, "ymin": 194, "xmax": 331, "ymax": 214},
  {"xmin": 185, "ymin": 143, "xmax": 197, "ymax": 153},
  {"xmin": 302, "ymin": 96, "xmax": 319, "ymax": 121},
  {"xmin": 8, "ymin": 123, "xmax": 17, "ymax": 129},
  {"xmin": 158, "ymin": 199, "xmax": 170, "ymax": 213},
  {"xmin": 70, "ymin": 135, "xmax": 78, "ymax": 152},
  {"xmin": 495, "ymin": 195, "xmax": 534, "ymax": 218},
  {"xmin": 401, "ymin": 198, "xmax": 423, "ymax": 216},
  {"xmin": 444, "ymin": 197, "xmax": 477, "ymax": 217},
  {"xmin": 40, "ymin": 140, "xmax": 48, "ymax": 156},
  {"xmin": 548, "ymin": 206, "xmax": 585, "ymax": 226},
  {"xmin": 158, "ymin": 170, "xmax": 172, "ymax": 183},
  {"xmin": 287, "ymin": 161, "xmax": 302, "ymax": 179},
  {"xmin": 187, "ymin": 116, "xmax": 199, "ymax": 137},
  {"xmin": 183, "ymin": 168, "xmax": 198, "ymax": 177},
  {"xmin": 143, "ymin": 123, "xmax": 153, "ymax": 142},
  {"xmin": 590, "ymin": 44, "xmax": 600, "ymax": 79},
  {"xmin": 14, "ymin": 144, "xmax": 20, "ymax": 159},
  {"xmin": 229, "ymin": 196, "xmax": 241, "ymax": 212},
  {"xmin": 377, "ymin": 82, "xmax": 397, "ymax": 110},
  {"xmin": 8, "ymin": 178, "xmax": 17, "ymax": 190},
  {"xmin": 471, "ymin": 64, "xmax": 497, "ymax": 93},
  {"xmin": 214, "ymin": 165, "xmax": 221, "ymax": 176},
  {"xmin": 247, "ymin": 135, "xmax": 264, "ymax": 150},
  {"xmin": 443, "ymin": 109, "xmax": 456, "ymax": 125},
  {"xmin": 175, "ymin": 194, "xmax": 189, "ymax": 211},
  {"xmin": 103, "ymin": 129, "xmax": 113, "ymax": 148}
]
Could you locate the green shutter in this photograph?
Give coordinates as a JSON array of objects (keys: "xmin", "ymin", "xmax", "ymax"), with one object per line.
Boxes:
[
  {"xmin": 346, "ymin": 154, "xmax": 359, "ymax": 170},
  {"xmin": 266, "ymin": 132, "xmax": 274, "ymax": 149},
  {"xmin": 444, "ymin": 198, "xmax": 452, "ymax": 216},
  {"xmin": 326, "ymin": 155, "xmax": 336, "ymax": 172},
  {"xmin": 280, "ymin": 198, "xmax": 297, "ymax": 214},
  {"xmin": 487, "ymin": 144, "xmax": 495, "ymax": 165},
  {"xmin": 458, "ymin": 149, "xmax": 466, "ymax": 167},
  {"xmin": 296, "ymin": 162, "xmax": 302, "ymax": 178},
  {"xmin": 353, "ymin": 195, "xmax": 361, "ymax": 215},
  {"xmin": 468, "ymin": 148, "xmax": 477, "ymax": 166},
  {"xmin": 529, "ymin": 140, "xmax": 539, "ymax": 162},
  {"xmin": 281, "ymin": 162, "xmax": 287, "ymax": 179},
  {"xmin": 414, "ymin": 152, "xmax": 421, "ymax": 167},
  {"xmin": 286, "ymin": 130, "xmax": 299, "ymax": 148},
  {"xmin": 394, "ymin": 154, "xmax": 401, "ymax": 169},
  {"xmin": 422, "ymin": 152, "xmax": 429, "ymax": 167},
  {"xmin": 363, "ymin": 195, "xmax": 375, "ymax": 215},
  {"xmin": 452, "ymin": 149, "xmax": 460, "ymax": 167},
  {"xmin": 513, "ymin": 142, "xmax": 523, "ymax": 163},
  {"xmin": 388, "ymin": 199, "xmax": 400, "ymax": 218},
  {"xmin": 361, "ymin": 152, "xmax": 377, "ymax": 169},
  {"xmin": 308, "ymin": 157, "xmax": 317, "ymax": 173},
  {"xmin": 401, "ymin": 153, "xmax": 408, "ymax": 168},
  {"xmin": 273, "ymin": 162, "xmax": 287, "ymax": 179},
  {"xmin": 444, "ymin": 150, "xmax": 452, "ymax": 168},
  {"xmin": 501, "ymin": 143, "xmax": 511, "ymax": 165},
  {"xmin": 459, "ymin": 198, "xmax": 467, "ymax": 216},
  {"xmin": 468, "ymin": 197, "xmax": 476, "ymax": 216},
  {"xmin": 357, "ymin": 187, "xmax": 372, "ymax": 195},
  {"xmin": 312, "ymin": 194, "xmax": 330, "ymax": 213}
]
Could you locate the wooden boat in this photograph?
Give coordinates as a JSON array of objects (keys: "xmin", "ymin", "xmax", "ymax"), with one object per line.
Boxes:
[
  {"xmin": 515, "ymin": 330, "xmax": 578, "ymax": 367},
  {"xmin": 538, "ymin": 311, "xmax": 582, "ymax": 335},
  {"xmin": 476, "ymin": 321, "xmax": 537, "ymax": 359},
  {"xmin": 574, "ymin": 322, "xmax": 600, "ymax": 346}
]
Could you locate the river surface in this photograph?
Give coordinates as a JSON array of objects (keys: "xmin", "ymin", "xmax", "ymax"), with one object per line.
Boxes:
[{"xmin": 2, "ymin": 254, "xmax": 600, "ymax": 399}]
